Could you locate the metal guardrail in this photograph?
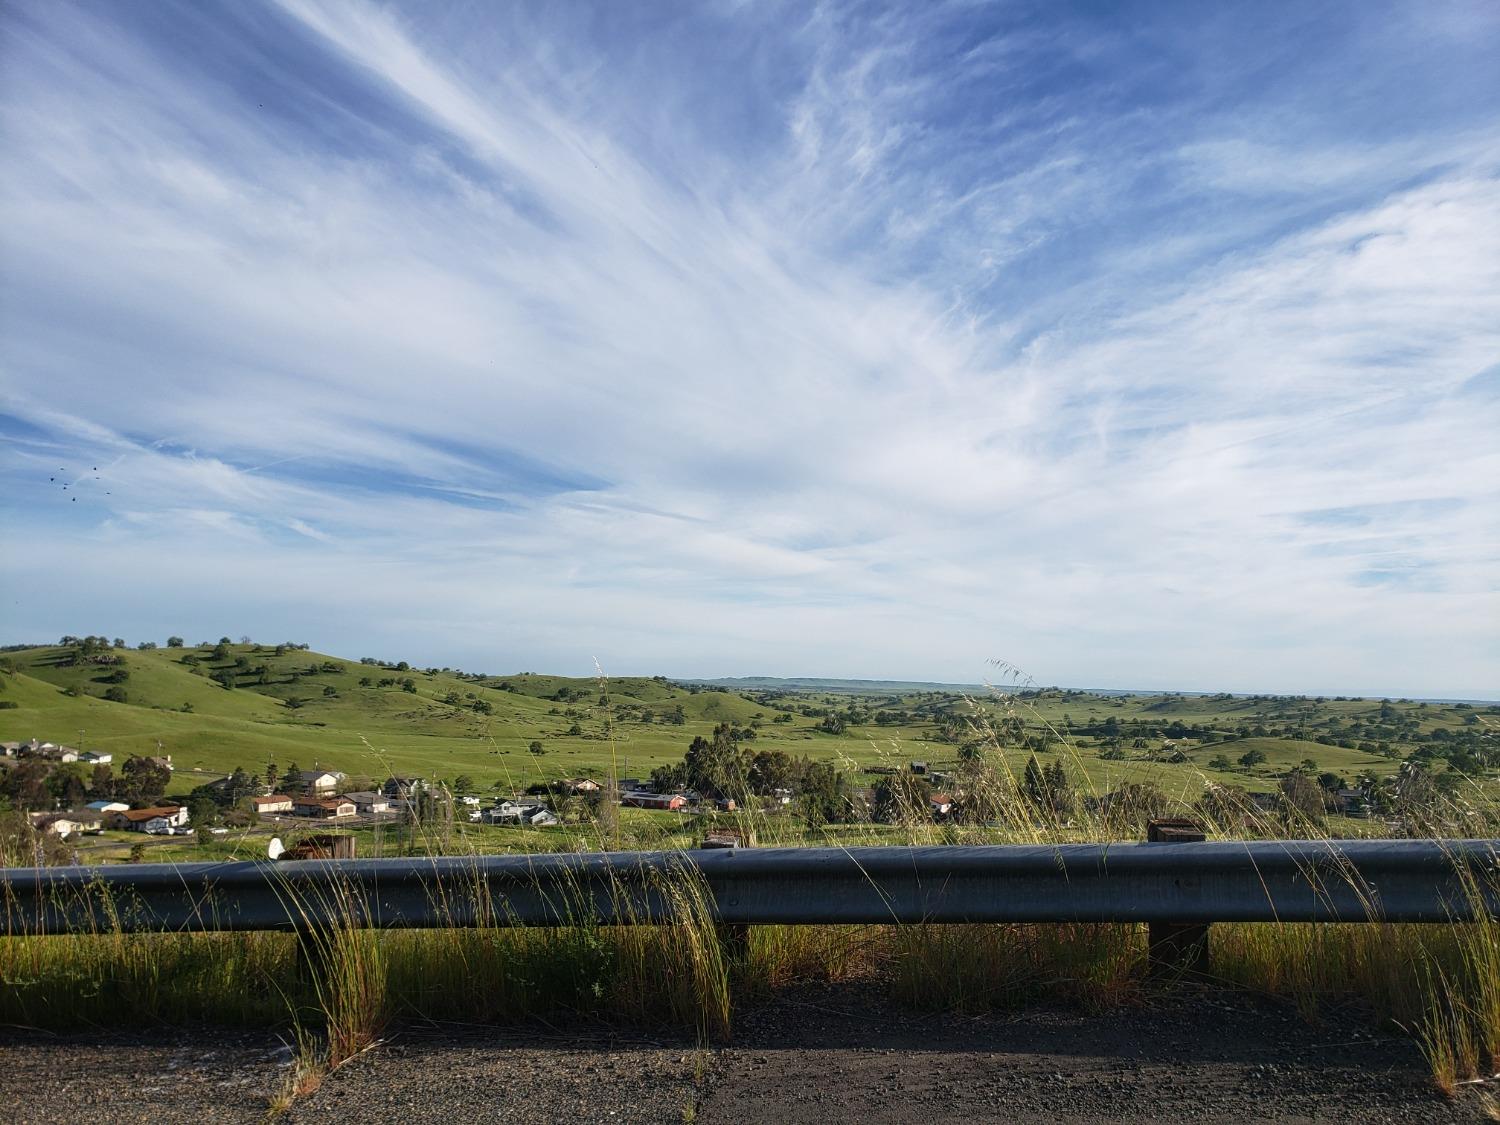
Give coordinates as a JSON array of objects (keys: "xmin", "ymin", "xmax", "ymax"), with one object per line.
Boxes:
[{"xmin": 4, "ymin": 840, "xmax": 1498, "ymax": 936}]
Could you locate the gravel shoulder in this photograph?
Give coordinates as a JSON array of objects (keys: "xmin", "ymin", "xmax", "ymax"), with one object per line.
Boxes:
[
  {"xmin": 0, "ymin": 1026, "xmax": 289, "ymax": 1124},
  {"xmin": 2, "ymin": 986, "xmax": 1493, "ymax": 1123}
]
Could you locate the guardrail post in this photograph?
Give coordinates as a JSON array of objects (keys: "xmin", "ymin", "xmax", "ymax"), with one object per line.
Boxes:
[
  {"xmin": 703, "ymin": 829, "xmax": 750, "ymax": 965},
  {"xmin": 1146, "ymin": 818, "xmax": 1209, "ymax": 977},
  {"xmin": 292, "ymin": 923, "xmax": 330, "ymax": 983}
]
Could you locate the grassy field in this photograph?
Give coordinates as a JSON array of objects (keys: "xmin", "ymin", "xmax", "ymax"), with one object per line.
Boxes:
[
  {"xmin": 3, "ymin": 641, "xmax": 1491, "ymax": 803},
  {"xmin": 3, "ymin": 640, "xmax": 1498, "ymax": 1112}
]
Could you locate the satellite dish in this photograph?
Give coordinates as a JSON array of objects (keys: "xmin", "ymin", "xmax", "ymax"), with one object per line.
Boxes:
[{"xmin": 267, "ymin": 837, "xmax": 285, "ymax": 861}]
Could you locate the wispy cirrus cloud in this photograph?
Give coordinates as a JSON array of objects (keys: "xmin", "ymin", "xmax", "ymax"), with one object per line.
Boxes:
[{"xmin": 1, "ymin": 0, "xmax": 1497, "ymax": 696}]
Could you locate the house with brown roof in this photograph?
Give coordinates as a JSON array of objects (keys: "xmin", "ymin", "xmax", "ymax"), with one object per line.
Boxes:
[
  {"xmin": 252, "ymin": 794, "xmax": 294, "ymax": 815},
  {"xmin": 293, "ymin": 796, "xmax": 356, "ymax": 819},
  {"xmin": 621, "ymin": 792, "xmax": 687, "ymax": 811},
  {"xmin": 107, "ymin": 805, "xmax": 187, "ymax": 832}
]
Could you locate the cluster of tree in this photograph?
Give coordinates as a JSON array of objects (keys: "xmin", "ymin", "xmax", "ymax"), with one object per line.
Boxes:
[
  {"xmin": 0, "ymin": 753, "xmax": 172, "ymax": 812},
  {"xmin": 1021, "ymin": 755, "xmax": 1075, "ymax": 816},
  {"xmin": 645, "ymin": 725, "xmax": 855, "ymax": 824}
]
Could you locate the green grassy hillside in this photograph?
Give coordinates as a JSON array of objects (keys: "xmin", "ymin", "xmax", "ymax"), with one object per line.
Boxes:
[{"xmin": 1, "ymin": 642, "xmax": 1493, "ymax": 800}]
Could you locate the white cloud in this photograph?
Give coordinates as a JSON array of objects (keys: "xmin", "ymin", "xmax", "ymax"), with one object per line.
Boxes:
[{"xmin": 1, "ymin": 0, "xmax": 1496, "ymax": 697}]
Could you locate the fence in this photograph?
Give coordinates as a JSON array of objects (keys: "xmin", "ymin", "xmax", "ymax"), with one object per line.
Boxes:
[{"xmin": 5, "ymin": 840, "xmax": 1497, "ymax": 938}]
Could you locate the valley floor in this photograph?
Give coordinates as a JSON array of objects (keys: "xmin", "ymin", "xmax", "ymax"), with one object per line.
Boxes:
[{"xmin": 3, "ymin": 985, "xmax": 1492, "ymax": 1123}]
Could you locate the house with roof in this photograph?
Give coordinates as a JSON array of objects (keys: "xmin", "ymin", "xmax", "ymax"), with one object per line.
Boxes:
[
  {"xmin": 293, "ymin": 796, "xmax": 356, "ymax": 819},
  {"xmin": 107, "ymin": 805, "xmax": 188, "ymax": 832},
  {"xmin": 621, "ymin": 792, "xmax": 688, "ymax": 811},
  {"xmin": 297, "ymin": 770, "xmax": 346, "ymax": 795},
  {"xmin": 483, "ymin": 800, "xmax": 560, "ymax": 826},
  {"xmin": 383, "ymin": 776, "xmax": 427, "ymax": 800},
  {"xmin": 85, "ymin": 799, "xmax": 130, "ymax": 813},
  {"xmin": 344, "ymin": 791, "xmax": 390, "ymax": 815},
  {"xmin": 29, "ymin": 811, "xmax": 103, "ymax": 837},
  {"xmin": 251, "ymin": 794, "xmax": 294, "ymax": 815},
  {"xmin": 79, "ymin": 750, "xmax": 112, "ymax": 764},
  {"xmin": 930, "ymin": 793, "xmax": 954, "ymax": 817},
  {"xmin": 18, "ymin": 740, "xmax": 79, "ymax": 762}
]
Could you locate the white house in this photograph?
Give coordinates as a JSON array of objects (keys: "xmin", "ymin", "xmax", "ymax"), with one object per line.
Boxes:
[
  {"xmin": 297, "ymin": 770, "xmax": 346, "ymax": 795},
  {"xmin": 483, "ymin": 800, "xmax": 559, "ymax": 827},
  {"xmin": 29, "ymin": 811, "xmax": 103, "ymax": 836},
  {"xmin": 85, "ymin": 799, "xmax": 130, "ymax": 813},
  {"xmin": 251, "ymin": 794, "xmax": 295, "ymax": 815},
  {"xmin": 79, "ymin": 750, "xmax": 112, "ymax": 764},
  {"xmin": 108, "ymin": 806, "xmax": 188, "ymax": 832},
  {"xmin": 344, "ymin": 791, "xmax": 390, "ymax": 815},
  {"xmin": 19, "ymin": 740, "xmax": 79, "ymax": 762}
]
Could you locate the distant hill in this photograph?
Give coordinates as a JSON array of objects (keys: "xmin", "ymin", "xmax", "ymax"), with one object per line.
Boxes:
[
  {"xmin": 2, "ymin": 640, "xmax": 1491, "ymax": 801},
  {"xmin": 681, "ymin": 676, "xmax": 988, "ymax": 695}
]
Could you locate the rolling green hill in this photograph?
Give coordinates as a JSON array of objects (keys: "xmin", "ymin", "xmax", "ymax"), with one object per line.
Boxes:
[{"xmin": 1, "ymin": 641, "xmax": 1493, "ymax": 801}]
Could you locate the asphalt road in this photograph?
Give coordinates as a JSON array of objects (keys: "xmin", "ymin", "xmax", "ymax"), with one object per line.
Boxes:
[{"xmin": 2, "ymin": 985, "xmax": 1493, "ymax": 1123}]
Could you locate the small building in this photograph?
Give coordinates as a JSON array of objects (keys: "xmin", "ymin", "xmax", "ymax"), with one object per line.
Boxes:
[
  {"xmin": 568, "ymin": 778, "xmax": 601, "ymax": 794},
  {"xmin": 344, "ymin": 791, "xmax": 390, "ymax": 815},
  {"xmin": 108, "ymin": 805, "xmax": 188, "ymax": 832},
  {"xmin": 297, "ymin": 770, "xmax": 345, "ymax": 795},
  {"xmin": 293, "ymin": 796, "xmax": 356, "ymax": 819},
  {"xmin": 79, "ymin": 750, "xmax": 113, "ymax": 765},
  {"xmin": 143, "ymin": 755, "xmax": 174, "ymax": 772},
  {"xmin": 621, "ymin": 792, "xmax": 688, "ymax": 811},
  {"xmin": 930, "ymin": 792, "xmax": 954, "ymax": 817},
  {"xmin": 384, "ymin": 776, "xmax": 427, "ymax": 800},
  {"xmin": 251, "ymin": 794, "xmax": 295, "ymax": 815},
  {"xmin": 19, "ymin": 740, "xmax": 79, "ymax": 763},
  {"xmin": 0, "ymin": 741, "xmax": 21, "ymax": 758},
  {"xmin": 85, "ymin": 799, "xmax": 130, "ymax": 813},
  {"xmin": 483, "ymin": 800, "xmax": 558, "ymax": 826},
  {"xmin": 910, "ymin": 761, "xmax": 928, "ymax": 775},
  {"xmin": 1334, "ymin": 789, "xmax": 1372, "ymax": 818},
  {"xmin": 29, "ymin": 811, "xmax": 103, "ymax": 837}
]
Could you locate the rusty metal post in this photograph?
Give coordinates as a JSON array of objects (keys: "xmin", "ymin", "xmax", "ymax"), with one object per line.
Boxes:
[{"xmin": 1146, "ymin": 818, "xmax": 1209, "ymax": 977}]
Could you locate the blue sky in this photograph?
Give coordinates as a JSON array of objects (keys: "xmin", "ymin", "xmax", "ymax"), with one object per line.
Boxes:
[{"xmin": 2, "ymin": 0, "xmax": 1497, "ymax": 697}]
